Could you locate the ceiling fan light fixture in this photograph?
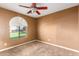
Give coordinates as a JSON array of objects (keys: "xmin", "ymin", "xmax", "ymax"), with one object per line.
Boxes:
[
  {"xmin": 31, "ymin": 8, "xmax": 37, "ymax": 13},
  {"xmin": 19, "ymin": 3, "xmax": 48, "ymax": 15}
]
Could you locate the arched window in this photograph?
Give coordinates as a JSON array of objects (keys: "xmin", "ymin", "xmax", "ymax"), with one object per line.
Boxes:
[{"xmin": 9, "ymin": 16, "xmax": 28, "ymax": 40}]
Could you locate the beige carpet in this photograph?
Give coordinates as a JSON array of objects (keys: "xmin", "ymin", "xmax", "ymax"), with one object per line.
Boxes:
[{"xmin": 0, "ymin": 41, "xmax": 79, "ymax": 56}]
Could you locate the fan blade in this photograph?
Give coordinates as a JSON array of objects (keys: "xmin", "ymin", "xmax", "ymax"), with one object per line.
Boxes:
[
  {"xmin": 19, "ymin": 5, "xmax": 31, "ymax": 8},
  {"xmin": 36, "ymin": 7, "xmax": 48, "ymax": 10},
  {"xmin": 32, "ymin": 3, "xmax": 36, "ymax": 7},
  {"xmin": 36, "ymin": 11, "xmax": 40, "ymax": 15},
  {"xmin": 27, "ymin": 10, "xmax": 32, "ymax": 14}
]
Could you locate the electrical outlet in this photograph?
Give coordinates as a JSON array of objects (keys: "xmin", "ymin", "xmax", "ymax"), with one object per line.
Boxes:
[
  {"xmin": 47, "ymin": 39, "xmax": 50, "ymax": 41},
  {"xmin": 4, "ymin": 43, "xmax": 7, "ymax": 46}
]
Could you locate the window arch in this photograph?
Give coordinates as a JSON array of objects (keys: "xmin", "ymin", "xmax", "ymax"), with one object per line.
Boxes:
[{"xmin": 9, "ymin": 16, "xmax": 28, "ymax": 39}]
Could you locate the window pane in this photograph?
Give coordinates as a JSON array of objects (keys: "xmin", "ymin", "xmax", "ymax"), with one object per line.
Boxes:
[{"xmin": 9, "ymin": 16, "xmax": 28, "ymax": 40}]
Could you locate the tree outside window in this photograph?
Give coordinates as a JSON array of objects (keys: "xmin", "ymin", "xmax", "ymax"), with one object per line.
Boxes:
[{"xmin": 9, "ymin": 16, "xmax": 28, "ymax": 40}]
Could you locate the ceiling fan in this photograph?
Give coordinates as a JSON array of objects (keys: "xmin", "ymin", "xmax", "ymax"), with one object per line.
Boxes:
[{"xmin": 19, "ymin": 3, "xmax": 48, "ymax": 15}]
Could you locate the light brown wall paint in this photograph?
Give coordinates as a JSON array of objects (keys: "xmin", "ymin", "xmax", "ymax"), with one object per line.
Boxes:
[
  {"xmin": 0, "ymin": 5, "xmax": 79, "ymax": 51},
  {"xmin": 37, "ymin": 6, "xmax": 79, "ymax": 50},
  {"xmin": 0, "ymin": 7, "xmax": 36, "ymax": 49}
]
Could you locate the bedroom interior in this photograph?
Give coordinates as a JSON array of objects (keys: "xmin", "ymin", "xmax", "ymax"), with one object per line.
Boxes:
[{"xmin": 0, "ymin": 3, "xmax": 78, "ymax": 56}]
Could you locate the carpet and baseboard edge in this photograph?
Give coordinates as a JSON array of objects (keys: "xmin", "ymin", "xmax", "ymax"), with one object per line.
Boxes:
[{"xmin": 35, "ymin": 40, "xmax": 79, "ymax": 53}]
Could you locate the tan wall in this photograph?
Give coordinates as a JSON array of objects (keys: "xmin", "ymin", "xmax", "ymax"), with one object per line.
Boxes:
[
  {"xmin": 0, "ymin": 7, "xmax": 36, "ymax": 49},
  {"xmin": 78, "ymin": 6, "xmax": 79, "ymax": 49},
  {"xmin": 37, "ymin": 6, "xmax": 79, "ymax": 50},
  {"xmin": 0, "ymin": 5, "xmax": 79, "ymax": 51}
]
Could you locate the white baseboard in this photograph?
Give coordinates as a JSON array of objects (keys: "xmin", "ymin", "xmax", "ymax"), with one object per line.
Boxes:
[
  {"xmin": 0, "ymin": 39, "xmax": 79, "ymax": 54},
  {"xmin": 0, "ymin": 40, "xmax": 36, "ymax": 52},
  {"xmin": 36, "ymin": 40, "xmax": 79, "ymax": 53}
]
